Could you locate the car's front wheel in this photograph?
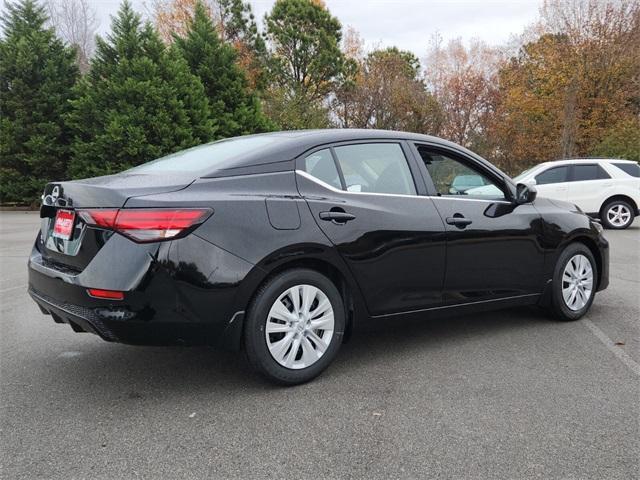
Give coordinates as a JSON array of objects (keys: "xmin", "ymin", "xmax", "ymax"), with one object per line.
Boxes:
[
  {"xmin": 601, "ymin": 199, "xmax": 635, "ymax": 229},
  {"xmin": 244, "ymin": 269, "xmax": 345, "ymax": 385},
  {"xmin": 549, "ymin": 243, "xmax": 597, "ymax": 321}
]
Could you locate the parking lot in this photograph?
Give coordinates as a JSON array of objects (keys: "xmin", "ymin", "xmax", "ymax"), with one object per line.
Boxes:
[{"xmin": 0, "ymin": 211, "xmax": 638, "ymax": 479}]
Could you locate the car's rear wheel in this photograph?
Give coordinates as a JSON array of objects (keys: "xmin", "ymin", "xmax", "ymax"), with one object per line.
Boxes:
[
  {"xmin": 601, "ymin": 199, "xmax": 635, "ymax": 229},
  {"xmin": 244, "ymin": 269, "xmax": 345, "ymax": 385},
  {"xmin": 549, "ymin": 243, "xmax": 597, "ymax": 321}
]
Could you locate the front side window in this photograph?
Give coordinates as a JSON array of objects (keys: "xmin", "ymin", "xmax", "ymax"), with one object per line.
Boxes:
[
  {"xmin": 571, "ymin": 164, "xmax": 610, "ymax": 181},
  {"xmin": 303, "ymin": 149, "xmax": 342, "ymax": 189},
  {"xmin": 535, "ymin": 166, "xmax": 569, "ymax": 185},
  {"xmin": 416, "ymin": 146, "xmax": 506, "ymax": 200},
  {"xmin": 333, "ymin": 143, "xmax": 417, "ymax": 195}
]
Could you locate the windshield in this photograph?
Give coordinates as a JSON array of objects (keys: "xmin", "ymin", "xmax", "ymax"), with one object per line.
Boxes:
[
  {"xmin": 127, "ymin": 136, "xmax": 279, "ymax": 174},
  {"xmin": 513, "ymin": 167, "xmax": 535, "ymax": 182}
]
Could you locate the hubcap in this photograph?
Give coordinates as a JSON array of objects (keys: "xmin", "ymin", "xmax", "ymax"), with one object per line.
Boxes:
[
  {"xmin": 607, "ymin": 204, "xmax": 631, "ymax": 227},
  {"xmin": 265, "ymin": 284, "xmax": 334, "ymax": 370},
  {"xmin": 562, "ymin": 254, "xmax": 594, "ymax": 311}
]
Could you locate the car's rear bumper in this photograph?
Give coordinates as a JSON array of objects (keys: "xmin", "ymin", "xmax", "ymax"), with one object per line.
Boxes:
[
  {"xmin": 28, "ymin": 285, "xmax": 227, "ymax": 346},
  {"xmin": 27, "ymin": 233, "xmax": 257, "ymax": 349}
]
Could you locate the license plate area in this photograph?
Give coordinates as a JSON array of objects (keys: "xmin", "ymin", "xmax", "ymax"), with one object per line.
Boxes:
[{"xmin": 52, "ymin": 209, "xmax": 76, "ymax": 240}]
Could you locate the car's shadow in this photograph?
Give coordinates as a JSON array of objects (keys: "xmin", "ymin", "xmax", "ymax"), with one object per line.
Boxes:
[{"xmin": 38, "ymin": 306, "xmax": 554, "ymax": 395}]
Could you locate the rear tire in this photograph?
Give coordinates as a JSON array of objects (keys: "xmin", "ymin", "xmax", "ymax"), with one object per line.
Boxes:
[
  {"xmin": 601, "ymin": 199, "xmax": 635, "ymax": 229},
  {"xmin": 549, "ymin": 243, "xmax": 597, "ymax": 321},
  {"xmin": 244, "ymin": 269, "xmax": 345, "ymax": 385}
]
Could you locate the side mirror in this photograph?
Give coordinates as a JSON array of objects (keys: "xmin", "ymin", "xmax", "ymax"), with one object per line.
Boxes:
[{"xmin": 516, "ymin": 183, "xmax": 537, "ymax": 204}]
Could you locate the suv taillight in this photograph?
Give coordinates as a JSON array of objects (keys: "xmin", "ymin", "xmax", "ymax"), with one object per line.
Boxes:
[{"xmin": 77, "ymin": 208, "xmax": 212, "ymax": 243}]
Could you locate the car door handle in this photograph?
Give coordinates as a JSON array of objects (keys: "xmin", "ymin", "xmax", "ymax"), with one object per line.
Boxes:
[
  {"xmin": 446, "ymin": 215, "xmax": 472, "ymax": 228},
  {"xmin": 319, "ymin": 210, "xmax": 356, "ymax": 224}
]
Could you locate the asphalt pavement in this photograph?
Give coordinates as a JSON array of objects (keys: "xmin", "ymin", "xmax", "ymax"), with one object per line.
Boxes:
[{"xmin": 1, "ymin": 211, "xmax": 638, "ymax": 479}]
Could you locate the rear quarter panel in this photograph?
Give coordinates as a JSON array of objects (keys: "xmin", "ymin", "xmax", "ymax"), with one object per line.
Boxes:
[{"xmin": 125, "ymin": 171, "xmax": 368, "ymax": 319}]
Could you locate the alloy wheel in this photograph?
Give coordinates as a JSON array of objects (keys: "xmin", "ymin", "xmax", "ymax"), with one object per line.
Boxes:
[
  {"xmin": 561, "ymin": 254, "xmax": 594, "ymax": 311},
  {"xmin": 265, "ymin": 284, "xmax": 335, "ymax": 370},
  {"xmin": 607, "ymin": 204, "xmax": 631, "ymax": 227}
]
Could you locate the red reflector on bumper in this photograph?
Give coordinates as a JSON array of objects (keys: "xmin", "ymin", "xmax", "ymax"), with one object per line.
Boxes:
[{"xmin": 87, "ymin": 289, "xmax": 124, "ymax": 300}]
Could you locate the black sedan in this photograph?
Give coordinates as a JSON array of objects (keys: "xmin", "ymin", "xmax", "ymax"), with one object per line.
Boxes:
[{"xmin": 28, "ymin": 130, "xmax": 609, "ymax": 384}]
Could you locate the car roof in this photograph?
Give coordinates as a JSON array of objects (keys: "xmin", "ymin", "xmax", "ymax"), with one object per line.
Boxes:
[
  {"xmin": 202, "ymin": 129, "xmax": 481, "ymax": 176},
  {"xmin": 547, "ymin": 158, "xmax": 636, "ymax": 165}
]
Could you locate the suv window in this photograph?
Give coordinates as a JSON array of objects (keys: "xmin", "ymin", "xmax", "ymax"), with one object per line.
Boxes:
[
  {"xmin": 303, "ymin": 149, "xmax": 341, "ymax": 189},
  {"xmin": 612, "ymin": 162, "xmax": 640, "ymax": 178},
  {"xmin": 535, "ymin": 166, "xmax": 569, "ymax": 185},
  {"xmin": 416, "ymin": 146, "xmax": 506, "ymax": 200},
  {"xmin": 571, "ymin": 164, "xmax": 610, "ymax": 181},
  {"xmin": 333, "ymin": 143, "xmax": 416, "ymax": 195}
]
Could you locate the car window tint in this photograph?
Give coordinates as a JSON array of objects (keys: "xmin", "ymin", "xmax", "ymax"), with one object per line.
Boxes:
[
  {"xmin": 129, "ymin": 136, "xmax": 279, "ymax": 173},
  {"xmin": 416, "ymin": 146, "xmax": 506, "ymax": 200},
  {"xmin": 303, "ymin": 149, "xmax": 342, "ymax": 189},
  {"xmin": 535, "ymin": 166, "xmax": 569, "ymax": 185},
  {"xmin": 612, "ymin": 162, "xmax": 640, "ymax": 177},
  {"xmin": 333, "ymin": 143, "xmax": 416, "ymax": 195},
  {"xmin": 572, "ymin": 164, "xmax": 610, "ymax": 181}
]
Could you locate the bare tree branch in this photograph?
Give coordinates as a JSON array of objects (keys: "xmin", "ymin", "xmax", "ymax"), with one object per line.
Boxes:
[{"xmin": 45, "ymin": 0, "xmax": 98, "ymax": 73}]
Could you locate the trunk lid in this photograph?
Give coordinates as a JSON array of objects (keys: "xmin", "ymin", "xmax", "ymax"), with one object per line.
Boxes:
[
  {"xmin": 38, "ymin": 173, "xmax": 195, "ymax": 272},
  {"xmin": 42, "ymin": 172, "xmax": 195, "ymax": 209}
]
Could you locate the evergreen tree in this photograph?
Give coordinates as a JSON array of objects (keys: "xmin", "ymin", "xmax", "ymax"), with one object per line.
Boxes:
[
  {"xmin": 174, "ymin": 2, "xmax": 271, "ymax": 138},
  {"xmin": 263, "ymin": 0, "xmax": 346, "ymax": 129},
  {"xmin": 67, "ymin": 1, "xmax": 215, "ymax": 178},
  {"xmin": 0, "ymin": 0, "xmax": 78, "ymax": 204}
]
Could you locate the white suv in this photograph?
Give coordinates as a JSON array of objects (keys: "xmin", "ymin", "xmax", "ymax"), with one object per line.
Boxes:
[{"xmin": 514, "ymin": 159, "xmax": 640, "ymax": 229}]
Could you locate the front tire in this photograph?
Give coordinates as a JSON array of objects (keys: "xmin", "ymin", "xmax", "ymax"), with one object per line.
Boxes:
[
  {"xmin": 244, "ymin": 269, "xmax": 345, "ymax": 385},
  {"xmin": 549, "ymin": 243, "xmax": 597, "ymax": 321},
  {"xmin": 601, "ymin": 199, "xmax": 635, "ymax": 229}
]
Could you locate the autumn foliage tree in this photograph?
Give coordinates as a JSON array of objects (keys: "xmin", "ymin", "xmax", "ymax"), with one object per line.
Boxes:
[
  {"xmin": 2, "ymin": 0, "xmax": 639, "ymax": 204},
  {"xmin": 490, "ymin": 0, "xmax": 640, "ymax": 173},
  {"xmin": 334, "ymin": 46, "xmax": 442, "ymax": 134},
  {"xmin": 424, "ymin": 37, "xmax": 501, "ymax": 154},
  {"xmin": 151, "ymin": 0, "xmax": 266, "ymax": 88}
]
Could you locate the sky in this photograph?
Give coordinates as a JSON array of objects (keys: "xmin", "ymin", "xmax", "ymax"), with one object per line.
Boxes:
[{"xmin": 92, "ymin": 0, "xmax": 543, "ymax": 56}]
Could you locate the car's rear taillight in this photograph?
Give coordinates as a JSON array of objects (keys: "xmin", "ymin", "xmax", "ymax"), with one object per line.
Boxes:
[
  {"xmin": 77, "ymin": 208, "xmax": 212, "ymax": 243},
  {"xmin": 78, "ymin": 209, "xmax": 118, "ymax": 228}
]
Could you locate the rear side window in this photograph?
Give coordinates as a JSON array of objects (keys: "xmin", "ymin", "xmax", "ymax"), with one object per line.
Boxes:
[
  {"xmin": 303, "ymin": 149, "xmax": 342, "ymax": 189},
  {"xmin": 571, "ymin": 164, "xmax": 610, "ymax": 181},
  {"xmin": 333, "ymin": 143, "xmax": 416, "ymax": 195},
  {"xmin": 612, "ymin": 162, "xmax": 640, "ymax": 177},
  {"xmin": 535, "ymin": 166, "xmax": 569, "ymax": 185}
]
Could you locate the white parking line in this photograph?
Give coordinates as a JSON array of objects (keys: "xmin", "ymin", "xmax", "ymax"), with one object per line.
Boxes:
[{"xmin": 583, "ymin": 319, "xmax": 640, "ymax": 377}]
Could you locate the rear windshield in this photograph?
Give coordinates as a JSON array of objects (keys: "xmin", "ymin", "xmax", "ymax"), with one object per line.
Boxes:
[
  {"xmin": 128, "ymin": 136, "xmax": 279, "ymax": 174},
  {"xmin": 612, "ymin": 162, "xmax": 640, "ymax": 178}
]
